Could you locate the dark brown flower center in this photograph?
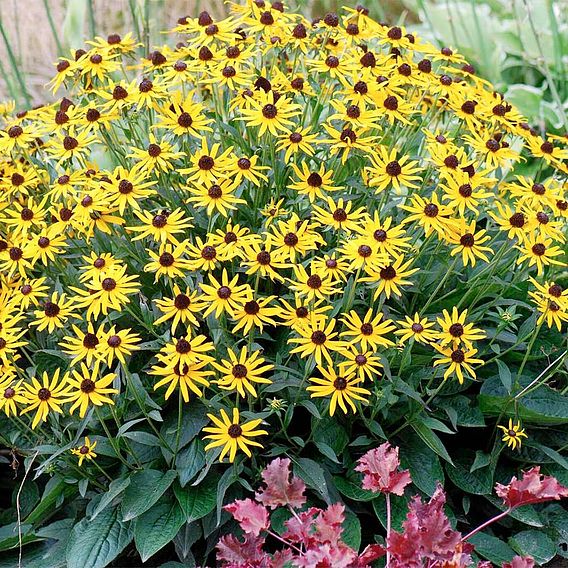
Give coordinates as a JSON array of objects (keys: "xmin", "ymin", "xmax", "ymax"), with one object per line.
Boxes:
[
  {"xmin": 228, "ymin": 424, "xmax": 242, "ymax": 438},
  {"xmin": 102, "ymin": 278, "xmax": 116, "ymax": 291},
  {"xmin": 460, "ymin": 233, "xmax": 475, "ymax": 247},
  {"xmin": 451, "ymin": 349, "xmax": 465, "ymax": 363},
  {"xmin": 307, "ymin": 275, "xmax": 322, "ymax": 289},
  {"xmin": 532, "ymin": 243, "xmax": 546, "ymax": 256},
  {"xmin": 217, "ymin": 286, "xmax": 231, "ymax": 299},
  {"xmin": 532, "ymin": 183, "xmax": 545, "ymax": 195},
  {"xmin": 152, "ymin": 214, "xmax": 167, "ymax": 228},
  {"xmin": 262, "ymin": 104, "xmax": 277, "ymax": 119},
  {"xmin": 201, "ymin": 245, "xmax": 216, "ymax": 260},
  {"xmin": 296, "ymin": 306, "xmax": 308, "ymax": 318},
  {"xmin": 81, "ymin": 379, "xmax": 96, "ymax": 393},
  {"xmin": 289, "ymin": 132, "xmax": 302, "ymax": 143},
  {"xmin": 311, "ymin": 331, "xmax": 327, "ymax": 345},
  {"xmin": 383, "ymin": 96, "xmax": 398, "ymax": 111},
  {"xmin": 159, "ymin": 252, "xmax": 175, "ymax": 267},
  {"xmin": 176, "ymin": 339, "xmax": 191, "ymax": 354},
  {"xmin": 21, "ymin": 284, "xmax": 33, "ymax": 295},
  {"xmin": 44, "ymin": 302, "xmax": 60, "ymax": 317},
  {"xmin": 118, "ymin": 179, "xmax": 133, "ymax": 194},
  {"xmin": 257, "ymin": 251, "xmax": 271, "ymax": 265},
  {"xmin": 333, "ymin": 377, "xmax": 347, "ymax": 390},
  {"xmin": 232, "ymin": 364, "xmax": 248, "ymax": 378},
  {"xmin": 284, "ymin": 232, "xmax": 299, "ymax": 247},
  {"xmin": 174, "ymin": 294, "xmax": 191, "ymax": 309},
  {"xmin": 424, "ymin": 203, "xmax": 439, "ymax": 217},
  {"xmin": 3, "ymin": 387, "xmax": 15, "ymax": 399},
  {"xmin": 411, "ymin": 323, "xmax": 424, "ymax": 333},
  {"xmin": 63, "ymin": 136, "xmax": 78, "ymax": 151},
  {"xmin": 198, "ymin": 156, "xmax": 214, "ymax": 170},
  {"xmin": 38, "ymin": 387, "xmax": 51, "ymax": 401},
  {"xmin": 458, "ymin": 184, "xmax": 472, "ymax": 198},
  {"xmin": 244, "ymin": 300, "xmax": 260, "ymax": 315},
  {"xmin": 108, "ymin": 335, "xmax": 121, "ymax": 348},
  {"xmin": 307, "ymin": 172, "xmax": 323, "ymax": 187},
  {"xmin": 509, "ymin": 212, "xmax": 525, "ymax": 228},
  {"xmin": 449, "ymin": 323, "xmax": 464, "ymax": 337},
  {"xmin": 355, "ymin": 354, "xmax": 367, "ymax": 365},
  {"xmin": 380, "ymin": 266, "xmax": 396, "ymax": 280},
  {"xmin": 360, "ymin": 323, "xmax": 373, "ymax": 335},
  {"xmin": 83, "ymin": 333, "xmax": 99, "ymax": 348},
  {"xmin": 549, "ymin": 284, "xmax": 562, "ymax": 297}
]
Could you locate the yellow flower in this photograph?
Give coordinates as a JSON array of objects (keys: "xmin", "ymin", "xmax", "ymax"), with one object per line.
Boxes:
[
  {"xmin": 67, "ymin": 362, "xmax": 118, "ymax": 418},
  {"xmin": 288, "ymin": 317, "xmax": 345, "ymax": 367},
  {"xmin": 436, "ymin": 307, "xmax": 486, "ymax": 350},
  {"xmin": 71, "ymin": 437, "xmax": 98, "ymax": 466},
  {"xmin": 360, "ymin": 254, "xmax": 419, "ymax": 299},
  {"xmin": 203, "ymin": 407, "xmax": 268, "ymax": 462},
  {"xmin": 341, "ymin": 309, "xmax": 396, "ymax": 351},
  {"xmin": 128, "ymin": 208, "xmax": 194, "ymax": 245},
  {"xmin": 144, "ymin": 241, "xmax": 192, "ymax": 281},
  {"xmin": 432, "ymin": 344, "xmax": 484, "ymax": 384},
  {"xmin": 0, "ymin": 377, "xmax": 26, "ymax": 417},
  {"xmin": 21, "ymin": 369, "xmax": 72, "ymax": 429},
  {"xmin": 365, "ymin": 146, "xmax": 422, "ymax": 194},
  {"xmin": 99, "ymin": 326, "xmax": 141, "ymax": 367},
  {"xmin": 213, "ymin": 347, "xmax": 274, "ymax": 398},
  {"xmin": 31, "ymin": 291, "xmax": 77, "ymax": 333},
  {"xmin": 151, "ymin": 361, "xmax": 212, "ymax": 402},
  {"xmin": 154, "ymin": 285, "xmax": 205, "ymax": 334},
  {"xmin": 199, "ymin": 269, "xmax": 253, "ymax": 318},
  {"xmin": 307, "ymin": 366, "xmax": 370, "ymax": 416},
  {"xmin": 497, "ymin": 419, "xmax": 528, "ymax": 450},
  {"xmin": 447, "ymin": 221, "xmax": 493, "ymax": 267},
  {"xmin": 231, "ymin": 296, "xmax": 280, "ymax": 335},
  {"xmin": 239, "ymin": 90, "xmax": 301, "ymax": 136},
  {"xmin": 395, "ymin": 314, "xmax": 437, "ymax": 344},
  {"xmin": 187, "ymin": 178, "xmax": 246, "ymax": 217}
]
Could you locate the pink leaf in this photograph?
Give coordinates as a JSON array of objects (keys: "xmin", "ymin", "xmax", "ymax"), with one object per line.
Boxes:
[
  {"xmin": 293, "ymin": 542, "xmax": 358, "ymax": 568},
  {"xmin": 356, "ymin": 544, "xmax": 387, "ymax": 565},
  {"xmin": 495, "ymin": 466, "xmax": 568, "ymax": 509},
  {"xmin": 387, "ymin": 484, "xmax": 462, "ymax": 565},
  {"xmin": 355, "ymin": 443, "xmax": 412, "ymax": 495},
  {"xmin": 283, "ymin": 507, "xmax": 319, "ymax": 544},
  {"xmin": 502, "ymin": 556, "xmax": 535, "ymax": 568},
  {"xmin": 314, "ymin": 502, "xmax": 345, "ymax": 543},
  {"xmin": 224, "ymin": 498, "xmax": 269, "ymax": 536},
  {"xmin": 216, "ymin": 534, "xmax": 269, "ymax": 566},
  {"xmin": 255, "ymin": 457, "xmax": 306, "ymax": 509}
]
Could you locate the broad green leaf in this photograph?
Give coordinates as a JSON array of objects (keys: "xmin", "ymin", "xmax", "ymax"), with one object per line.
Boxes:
[
  {"xmin": 468, "ymin": 532, "xmax": 515, "ymax": 564},
  {"xmin": 509, "ymin": 530, "xmax": 556, "ymax": 564},
  {"xmin": 173, "ymin": 475, "xmax": 218, "ymax": 523},
  {"xmin": 66, "ymin": 507, "xmax": 133, "ymax": 568},
  {"xmin": 315, "ymin": 441, "xmax": 340, "ymax": 463},
  {"xmin": 25, "ymin": 479, "xmax": 77, "ymax": 525},
  {"xmin": 0, "ymin": 524, "xmax": 42, "ymax": 552},
  {"xmin": 90, "ymin": 477, "xmax": 131, "ymax": 520},
  {"xmin": 176, "ymin": 439, "xmax": 206, "ymax": 487},
  {"xmin": 373, "ymin": 494, "xmax": 409, "ymax": 532},
  {"xmin": 442, "ymin": 396, "xmax": 485, "ymax": 427},
  {"xmin": 342, "ymin": 512, "xmax": 361, "ymax": 551},
  {"xmin": 445, "ymin": 451, "xmax": 493, "ymax": 495},
  {"xmin": 411, "ymin": 421, "xmax": 454, "ymax": 465},
  {"xmin": 400, "ymin": 435, "xmax": 444, "ymax": 496},
  {"xmin": 479, "ymin": 376, "xmax": 568, "ymax": 425},
  {"xmin": 485, "ymin": 495, "xmax": 543, "ymax": 527},
  {"xmin": 134, "ymin": 497, "xmax": 185, "ymax": 563},
  {"xmin": 216, "ymin": 464, "xmax": 242, "ymax": 524},
  {"xmin": 496, "ymin": 360, "xmax": 512, "ymax": 393},
  {"xmin": 294, "ymin": 458, "xmax": 331, "ymax": 504},
  {"xmin": 312, "ymin": 416, "xmax": 349, "ymax": 455},
  {"xmin": 121, "ymin": 469, "xmax": 177, "ymax": 521},
  {"xmin": 334, "ymin": 476, "xmax": 376, "ymax": 502}
]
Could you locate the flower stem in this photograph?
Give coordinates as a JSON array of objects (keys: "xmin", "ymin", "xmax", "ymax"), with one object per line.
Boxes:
[{"xmin": 462, "ymin": 508, "xmax": 511, "ymax": 541}]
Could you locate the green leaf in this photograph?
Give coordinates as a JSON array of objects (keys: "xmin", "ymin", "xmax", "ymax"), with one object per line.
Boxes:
[
  {"xmin": 176, "ymin": 439, "xmax": 206, "ymax": 487},
  {"xmin": 216, "ymin": 464, "xmax": 242, "ymax": 524},
  {"xmin": 315, "ymin": 442, "xmax": 340, "ymax": 463},
  {"xmin": 0, "ymin": 524, "xmax": 42, "ymax": 552},
  {"xmin": 333, "ymin": 476, "xmax": 376, "ymax": 502},
  {"xmin": 294, "ymin": 458, "xmax": 331, "ymax": 504},
  {"xmin": 134, "ymin": 497, "xmax": 185, "ymax": 563},
  {"xmin": 445, "ymin": 451, "xmax": 493, "ymax": 495},
  {"xmin": 173, "ymin": 475, "xmax": 218, "ymax": 523},
  {"xmin": 25, "ymin": 479, "xmax": 77, "ymax": 525},
  {"xmin": 400, "ymin": 435, "xmax": 444, "ymax": 496},
  {"xmin": 442, "ymin": 396, "xmax": 485, "ymax": 427},
  {"xmin": 496, "ymin": 360, "xmax": 512, "ymax": 393},
  {"xmin": 312, "ymin": 416, "xmax": 349, "ymax": 455},
  {"xmin": 121, "ymin": 470, "xmax": 177, "ymax": 521},
  {"xmin": 372, "ymin": 495, "xmax": 409, "ymax": 532},
  {"xmin": 471, "ymin": 451, "xmax": 491, "ymax": 472},
  {"xmin": 509, "ymin": 530, "xmax": 556, "ymax": 564},
  {"xmin": 90, "ymin": 477, "xmax": 131, "ymax": 520},
  {"xmin": 468, "ymin": 532, "xmax": 515, "ymax": 564},
  {"xmin": 342, "ymin": 512, "xmax": 361, "ymax": 551},
  {"xmin": 479, "ymin": 376, "xmax": 568, "ymax": 425},
  {"xmin": 66, "ymin": 507, "xmax": 133, "ymax": 568},
  {"xmin": 411, "ymin": 421, "xmax": 454, "ymax": 465},
  {"xmin": 485, "ymin": 495, "xmax": 543, "ymax": 527}
]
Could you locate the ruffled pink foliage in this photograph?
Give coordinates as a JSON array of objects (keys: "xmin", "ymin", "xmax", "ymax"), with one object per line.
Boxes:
[
  {"xmin": 495, "ymin": 466, "xmax": 568, "ymax": 509},
  {"xmin": 218, "ymin": 457, "xmax": 385, "ymax": 567},
  {"xmin": 502, "ymin": 556, "xmax": 535, "ymax": 568},
  {"xmin": 355, "ymin": 442, "xmax": 411, "ymax": 495},
  {"xmin": 255, "ymin": 457, "xmax": 306, "ymax": 509},
  {"xmin": 387, "ymin": 484, "xmax": 465, "ymax": 567},
  {"xmin": 216, "ymin": 446, "xmax": 567, "ymax": 568}
]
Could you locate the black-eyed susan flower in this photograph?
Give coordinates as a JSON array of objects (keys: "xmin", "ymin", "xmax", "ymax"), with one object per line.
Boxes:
[
  {"xmin": 99, "ymin": 326, "xmax": 141, "ymax": 367},
  {"xmin": 153, "ymin": 92, "xmax": 213, "ymax": 138},
  {"xmin": 128, "ymin": 208, "xmax": 194, "ymax": 245},
  {"xmin": 365, "ymin": 146, "xmax": 422, "ymax": 194},
  {"xmin": 447, "ymin": 221, "xmax": 493, "ymax": 267},
  {"xmin": 155, "ymin": 335, "xmax": 215, "ymax": 370},
  {"xmin": 0, "ymin": 377, "xmax": 26, "ymax": 417},
  {"xmin": 497, "ymin": 419, "xmax": 528, "ymax": 450},
  {"xmin": 288, "ymin": 162, "xmax": 342, "ymax": 203},
  {"xmin": 440, "ymin": 169, "xmax": 493, "ymax": 215},
  {"xmin": 212, "ymin": 347, "xmax": 274, "ymax": 398},
  {"xmin": 199, "ymin": 269, "xmax": 253, "ymax": 318},
  {"xmin": 185, "ymin": 237, "xmax": 221, "ymax": 271},
  {"xmin": 181, "ymin": 137, "xmax": 235, "ymax": 186},
  {"xmin": 59, "ymin": 323, "xmax": 103, "ymax": 366},
  {"xmin": 395, "ymin": 314, "xmax": 437, "ymax": 344},
  {"xmin": 151, "ymin": 360, "xmax": 212, "ymax": 402},
  {"xmin": 357, "ymin": 214, "xmax": 411, "ymax": 258},
  {"xmin": 361, "ymin": 254, "xmax": 419, "ymax": 299},
  {"xmin": 266, "ymin": 214, "xmax": 324, "ymax": 263},
  {"xmin": 12, "ymin": 277, "xmax": 49, "ymax": 309},
  {"xmin": 311, "ymin": 196, "xmax": 367, "ymax": 233},
  {"xmin": 154, "ymin": 285, "xmax": 204, "ymax": 334},
  {"xmin": 279, "ymin": 296, "xmax": 332, "ymax": 332},
  {"xmin": 31, "ymin": 291, "xmax": 77, "ymax": 333},
  {"xmin": 240, "ymin": 241, "xmax": 288, "ymax": 283},
  {"xmin": 102, "ymin": 165, "xmax": 157, "ymax": 214},
  {"xmin": 288, "ymin": 317, "xmax": 346, "ymax": 366},
  {"xmin": 338, "ymin": 346, "xmax": 383, "ymax": 381},
  {"xmin": 341, "ymin": 309, "xmax": 396, "ymax": 351},
  {"xmin": 232, "ymin": 296, "xmax": 280, "ymax": 335},
  {"xmin": 127, "ymin": 133, "xmax": 184, "ymax": 173},
  {"xmin": 516, "ymin": 236, "xmax": 566, "ymax": 276},
  {"xmin": 276, "ymin": 128, "xmax": 318, "ymax": 162},
  {"xmin": 67, "ymin": 362, "xmax": 118, "ymax": 418},
  {"xmin": 401, "ymin": 193, "xmax": 457, "ymax": 237},
  {"xmin": 27, "ymin": 227, "xmax": 68, "ymax": 266},
  {"xmin": 307, "ymin": 366, "xmax": 370, "ymax": 416},
  {"xmin": 71, "ymin": 437, "xmax": 98, "ymax": 466},
  {"xmin": 311, "ymin": 253, "xmax": 350, "ymax": 283},
  {"xmin": 239, "ymin": 90, "xmax": 301, "ymax": 136},
  {"xmin": 436, "ymin": 307, "xmax": 486, "ymax": 350},
  {"xmin": 187, "ymin": 178, "xmax": 246, "ymax": 217},
  {"xmin": 433, "ymin": 344, "xmax": 484, "ymax": 384},
  {"xmin": 203, "ymin": 407, "xmax": 268, "ymax": 462},
  {"xmin": 289, "ymin": 265, "xmax": 339, "ymax": 302},
  {"xmin": 21, "ymin": 368, "xmax": 72, "ymax": 429},
  {"xmin": 144, "ymin": 241, "xmax": 192, "ymax": 281}
]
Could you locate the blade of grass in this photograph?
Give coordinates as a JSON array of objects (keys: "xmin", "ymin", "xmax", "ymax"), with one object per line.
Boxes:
[
  {"xmin": 128, "ymin": 0, "xmax": 142, "ymax": 46},
  {"xmin": 0, "ymin": 16, "xmax": 32, "ymax": 106},
  {"xmin": 87, "ymin": 0, "xmax": 96, "ymax": 38},
  {"xmin": 0, "ymin": 56, "xmax": 19, "ymax": 102},
  {"xmin": 545, "ymin": 0, "xmax": 566, "ymax": 100},
  {"xmin": 42, "ymin": 0, "xmax": 64, "ymax": 55}
]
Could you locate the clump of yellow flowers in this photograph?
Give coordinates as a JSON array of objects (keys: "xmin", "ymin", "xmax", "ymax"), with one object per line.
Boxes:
[{"xmin": 0, "ymin": 1, "xmax": 566, "ymax": 466}]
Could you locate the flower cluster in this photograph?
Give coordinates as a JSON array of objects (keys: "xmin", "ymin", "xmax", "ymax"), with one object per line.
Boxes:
[{"xmin": 0, "ymin": 1, "xmax": 565, "ymax": 463}]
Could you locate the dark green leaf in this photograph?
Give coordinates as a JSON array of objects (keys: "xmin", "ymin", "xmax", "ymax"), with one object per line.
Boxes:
[
  {"xmin": 90, "ymin": 477, "xmax": 131, "ymax": 520},
  {"xmin": 342, "ymin": 512, "xmax": 361, "ymax": 551},
  {"xmin": 66, "ymin": 507, "xmax": 133, "ymax": 568},
  {"xmin": 445, "ymin": 451, "xmax": 493, "ymax": 495},
  {"xmin": 496, "ymin": 360, "xmax": 512, "ymax": 393},
  {"xmin": 400, "ymin": 435, "xmax": 444, "ymax": 496},
  {"xmin": 411, "ymin": 421, "xmax": 454, "ymax": 465},
  {"xmin": 121, "ymin": 470, "xmax": 177, "ymax": 521},
  {"xmin": 134, "ymin": 497, "xmax": 185, "ymax": 563},
  {"xmin": 509, "ymin": 530, "xmax": 556, "ymax": 564},
  {"xmin": 173, "ymin": 475, "xmax": 218, "ymax": 523},
  {"xmin": 468, "ymin": 532, "xmax": 515, "ymax": 564},
  {"xmin": 176, "ymin": 438, "xmax": 206, "ymax": 487},
  {"xmin": 334, "ymin": 476, "xmax": 376, "ymax": 502},
  {"xmin": 294, "ymin": 458, "xmax": 331, "ymax": 504}
]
